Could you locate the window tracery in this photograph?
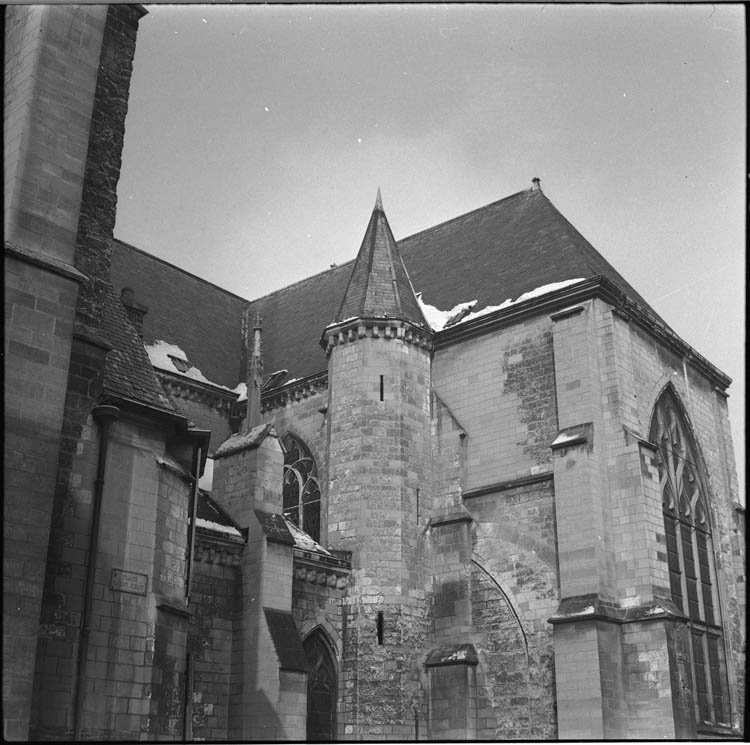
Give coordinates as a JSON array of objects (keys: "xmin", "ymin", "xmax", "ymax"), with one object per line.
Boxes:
[
  {"xmin": 282, "ymin": 433, "xmax": 321, "ymax": 543},
  {"xmin": 650, "ymin": 388, "xmax": 729, "ymax": 728}
]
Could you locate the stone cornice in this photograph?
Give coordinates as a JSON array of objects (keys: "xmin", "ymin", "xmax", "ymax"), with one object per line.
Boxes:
[
  {"xmin": 293, "ymin": 547, "xmax": 351, "ymax": 589},
  {"xmin": 194, "ymin": 531, "xmax": 243, "ymax": 566},
  {"xmin": 261, "ymin": 370, "xmax": 329, "ymax": 413},
  {"xmin": 320, "ymin": 316, "xmax": 433, "ymax": 357},
  {"xmin": 433, "ymin": 275, "xmax": 731, "ymax": 390},
  {"xmin": 155, "ymin": 370, "xmax": 237, "ymax": 412},
  {"xmin": 232, "ymin": 371, "xmax": 329, "ymax": 420}
]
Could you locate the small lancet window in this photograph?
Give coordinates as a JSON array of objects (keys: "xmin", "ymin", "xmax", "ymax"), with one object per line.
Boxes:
[{"xmin": 282, "ymin": 434, "xmax": 321, "ymax": 543}]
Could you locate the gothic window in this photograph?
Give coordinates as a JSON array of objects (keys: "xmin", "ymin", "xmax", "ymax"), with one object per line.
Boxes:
[
  {"xmin": 650, "ymin": 388, "xmax": 730, "ymax": 728},
  {"xmin": 303, "ymin": 629, "xmax": 337, "ymax": 742},
  {"xmin": 282, "ymin": 434, "xmax": 321, "ymax": 543}
]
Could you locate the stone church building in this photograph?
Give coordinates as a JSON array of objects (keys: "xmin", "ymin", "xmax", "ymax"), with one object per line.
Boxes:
[{"xmin": 4, "ymin": 5, "xmax": 745, "ymax": 742}]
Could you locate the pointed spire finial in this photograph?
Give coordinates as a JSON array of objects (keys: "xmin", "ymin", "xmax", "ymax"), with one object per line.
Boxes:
[{"xmin": 374, "ymin": 187, "xmax": 383, "ymax": 212}]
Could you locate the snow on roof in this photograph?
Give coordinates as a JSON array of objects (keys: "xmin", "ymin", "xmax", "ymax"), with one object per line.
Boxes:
[
  {"xmin": 145, "ymin": 339, "xmax": 230, "ymax": 388},
  {"xmin": 195, "ymin": 517, "xmax": 242, "ymax": 537},
  {"xmin": 283, "ymin": 517, "xmax": 331, "ymax": 556},
  {"xmin": 233, "ymin": 381, "xmax": 247, "ymax": 402},
  {"xmin": 417, "ymin": 295, "xmax": 478, "ymax": 332},
  {"xmin": 417, "ymin": 278, "xmax": 586, "ymax": 332},
  {"xmin": 325, "ymin": 316, "xmax": 358, "ymax": 330}
]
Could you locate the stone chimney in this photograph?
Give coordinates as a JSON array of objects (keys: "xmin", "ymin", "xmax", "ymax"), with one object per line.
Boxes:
[{"xmin": 120, "ymin": 287, "xmax": 148, "ymax": 336}]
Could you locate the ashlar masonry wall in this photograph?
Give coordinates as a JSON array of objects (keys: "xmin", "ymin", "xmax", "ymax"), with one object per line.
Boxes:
[
  {"xmin": 31, "ymin": 413, "xmax": 194, "ymax": 741},
  {"xmin": 432, "ymin": 314, "xmax": 558, "ymax": 490},
  {"xmin": 549, "ymin": 297, "xmax": 743, "ymax": 738},
  {"xmin": 189, "ymin": 544, "xmax": 240, "ymax": 741},
  {"xmin": 622, "ymin": 309, "xmax": 745, "ymax": 731},
  {"xmin": 4, "ymin": 8, "xmax": 110, "ymax": 738},
  {"xmin": 430, "ymin": 315, "xmax": 560, "ymax": 737}
]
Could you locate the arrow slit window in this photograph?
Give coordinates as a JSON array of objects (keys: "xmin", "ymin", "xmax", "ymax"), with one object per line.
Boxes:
[
  {"xmin": 282, "ymin": 434, "xmax": 321, "ymax": 543},
  {"xmin": 650, "ymin": 388, "xmax": 729, "ymax": 729}
]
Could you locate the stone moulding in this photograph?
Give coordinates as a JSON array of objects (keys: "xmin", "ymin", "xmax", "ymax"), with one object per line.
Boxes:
[
  {"xmin": 550, "ymin": 422, "xmax": 594, "ymax": 452},
  {"xmin": 156, "ymin": 371, "xmax": 237, "ymax": 413},
  {"xmin": 5, "ymin": 240, "xmax": 88, "ymax": 283},
  {"xmin": 425, "ymin": 643, "xmax": 479, "ymax": 667},
  {"xmin": 193, "ymin": 533, "xmax": 243, "ymax": 566},
  {"xmin": 293, "ymin": 547, "xmax": 351, "ymax": 590},
  {"xmin": 260, "ymin": 370, "xmax": 329, "ymax": 414},
  {"xmin": 462, "ymin": 471, "xmax": 553, "ymax": 500},
  {"xmin": 320, "ymin": 316, "xmax": 433, "ymax": 357},
  {"xmin": 231, "ymin": 370, "xmax": 329, "ymax": 420},
  {"xmin": 429, "ymin": 510, "xmax": 473, "ymax": 528},
  {"xmin": 548, "ymin": 593, "xmax": 687, "ymax": 626}
]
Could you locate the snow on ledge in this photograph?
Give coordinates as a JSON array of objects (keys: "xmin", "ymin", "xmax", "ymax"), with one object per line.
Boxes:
[{"xmin": 551, "ymin": 431, "xmax": 585, "ymax": 447}]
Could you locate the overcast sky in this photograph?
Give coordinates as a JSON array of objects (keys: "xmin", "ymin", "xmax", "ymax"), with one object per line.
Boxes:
[{"xmin": 115, "ymin": 3, "xmax": 745, "ymax": 496}]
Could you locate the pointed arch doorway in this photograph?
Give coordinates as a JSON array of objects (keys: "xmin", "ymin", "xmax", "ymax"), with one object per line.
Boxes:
[{"xmin": 303, "ymin": 629, "xmax": 337, "ymax": 742}]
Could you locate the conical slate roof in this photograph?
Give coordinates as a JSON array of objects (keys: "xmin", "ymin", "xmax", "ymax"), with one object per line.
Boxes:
[{"xmin": 334, "ymin": 190, "xmax": 427, "ymax": 328}]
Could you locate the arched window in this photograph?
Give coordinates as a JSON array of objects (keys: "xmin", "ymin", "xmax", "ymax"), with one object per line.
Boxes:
[
  {"xmin": 282, "ymin": 434, "xmax": 321, "ymax": 543},
  {"xmin": 303, "ymin": 629, "xmax": 337, "ymax": 742},
  {"xmin": 650, "ymin": 388, "xmax": 729, "ymax": 728}
]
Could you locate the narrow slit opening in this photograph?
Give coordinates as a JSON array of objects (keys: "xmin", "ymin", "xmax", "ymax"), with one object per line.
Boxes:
[{"xmin": 377, "ymin": 611, "xmax": 384, "ymax": 645}]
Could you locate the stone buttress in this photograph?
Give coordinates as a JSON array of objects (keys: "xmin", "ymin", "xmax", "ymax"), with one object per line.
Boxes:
[{"xmin": 210, "ymin": 320, "xmax": 309, "ymax": 741}]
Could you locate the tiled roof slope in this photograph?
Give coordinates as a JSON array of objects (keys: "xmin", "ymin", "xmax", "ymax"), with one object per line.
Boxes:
[
  {"xmin": 335, "ymin": 191, "xmax": 427, "ymax": 327},
  {"xmin": 401, "ymin": 187, "xmax": 660, "ymax": 318},
  {"xmin": 113, "ymin": 185, "xmax": 671, "ymax": 384},
  {"xmin": 110, "ymin": 239, "xmax": 246, "ymax": 388},
  {"xmin": 247, "ymin": 186, "xmax": 669, "ymax": 379},
  {"xmin": 100, "ymin": 284, "xmax": 176, "ymax": 413}
]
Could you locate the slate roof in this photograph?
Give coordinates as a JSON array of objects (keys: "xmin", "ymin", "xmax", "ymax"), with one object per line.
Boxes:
[
  {"xmin": 100, "ymin": 284, "xmax": 176, "ymax": 414},
  {"xmin": 112, "ymin": 185, "xmax": 673, "ymax": 384},
  {"xmin": 264, "ymin": 608, "xmax": 310, "ymax": 672},
  {"xmin": 196, "ymin": 489, "xmax": 244, "ymax": 539},
  {"xmin": 247, "ymin": 185, "xmax": 669, "ymax": 379},
  {"xmin": 110, "ymin": 239, "xmax": 246, "ymax": 388},
  {"xmin": 335, "ymin": 190, "xmax": 427, "ymax": 328}
]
